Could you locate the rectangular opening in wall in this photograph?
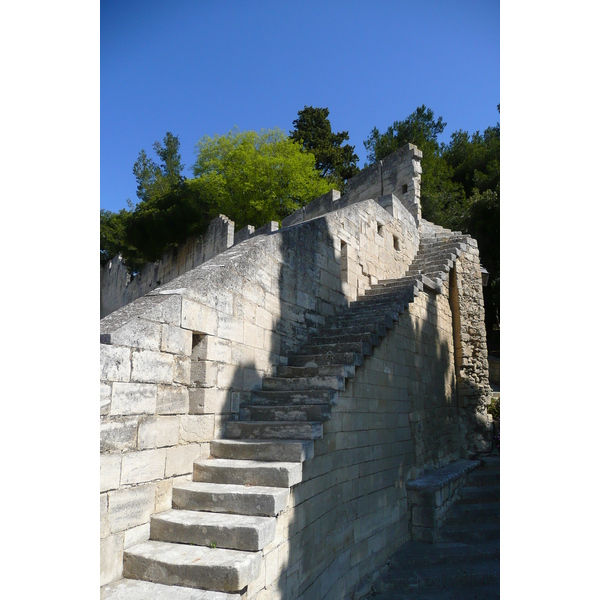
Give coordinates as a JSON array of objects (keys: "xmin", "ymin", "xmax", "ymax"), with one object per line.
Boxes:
[
  {"xmin": 402, "ymin": 184, "xmax": 408, "ymax": 194},
  {"xmin": 377, "ymin": 222, "xmax": 384, "ymax": 237},
  {"xmin": 393, "ymin": 235, "xmax": 401, "ymax": 251},
  {"xmin": 191, "ymin": 333, "xmax": 207, "ymax": 361}
]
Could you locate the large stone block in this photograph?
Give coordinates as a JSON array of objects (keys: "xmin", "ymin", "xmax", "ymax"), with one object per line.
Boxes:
[
  {"xmin": 217, "ymin": 314, "xmax": 245, "ymax": 343},
  {"xmin": 100, "ymin": 383, "xmax": 111, "ymax": 415},
  {"xmin": 110, "ymin": 318, "xmax": 161, "ymax": 352},
  {"xmin": 179, "ymin": 415, "xmax": 215, "ymax": 443},
  {"xmin": 181, "ymin": 298, "xmax": 218, "ymax": 335},
  {"xmin": 100, "ymin": 345, "xmax": 130, "ymax": 382},
  {"xmin": 189, "ymin": 388, "xmax": 229, "ymax": 414},
  {"xmin": 108, "ymin": 483, "xmax": 157, "ymax": 533},
  {"xmin": 120, "ymin": 448, "xmax": 166, "ymax": 485},
  {"xmin": 100, "ymin": 418, "xmax": 138, "ymax": 453},
  {"xmin": 100, "ymin": 453, "xmax": 121, "ymax": 492},
  {"xmin": 138, "ymin": 416, "xmax": 180, "ymax": 449},
  {"xmin": 156, "ymin": 385, "xmax": 189, "ymax": 414},
  {"xmin": 165, "ymin": 444, "xmax": 202, "ymax": 477},
  {"xmin": 111, "ymin": 382, "xmax": 157, "ymax": 415},
  {"xmin": 131, "ymin": 350, "xmax": 174, "ymax": 384},
  {"xmin": 190, "ymin": 360, "xmax": 218, "ymax": 387},
  {"xmin": 173, "ymin": 355, "xmax": 191, "ymax": 385},
  {"xmin": 100, "ymin": 532, "xmax": 124, "ymax": 586},
  {"xmin": 161, "ymin": 324, "xmax": 193, "ymax": 355}
]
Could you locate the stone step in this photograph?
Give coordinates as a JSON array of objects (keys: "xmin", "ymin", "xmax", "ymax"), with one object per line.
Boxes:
[
  {"xmin": 172, "ymin": 481, "xmax": 289, "ymax": 517},
  {"xmin": 351, "ymin": 294, "xmax": 415, "ymax": 311},
  {"xmin": 101, "ymin": 578, "xmax": 242, "ymax": 600},
  {"xmin": 326, "ymin": 311, "xmax": 400, "ymax": 331},
  {"xmin": 249, "ymin": 388, "xmax": 338, "ymax": 406},
  {"xmin": 226, "ymin": 420, "xmax": 323, "ymax": 440},
  {"xmin": 444, "ymin": 501, "xmax": 500, "ymax": 525},
  {"xmin": 467, "ymin": 469, "xmax": 500, "ymax": 486},
  {"xmin": 308, "ymin": 316, "xmax": 386, "ymax": 344},
  {"xmin": 300, "ymin": 340, "xmax": 373, "ymax": 357},
  {"xmin": 326, "ymin": 315, "xmax": 394, "ymax": 332},
  {"xmin": 374, "ymin": 558, "xmax": 499, "ymax": 594},
  {"xmin": 210, "ymin": 439, "xmax": 314, "ymax": 462},
  {"xmin": 239, "ymin": 403, "xmax": 331, "ymax": 422},
  {"xmin": 276, "ymin": 363, "xmax": 355, "ymax": 379},
  {"xmin": 193, "ymin": 457, "xmax": 303, "ymax": 487},
  {"xmin": 123, "ymin": 540, "xmax": 261, "ymax": 593},
  {"xmin": 408, "ymin": 257, "xmax": 454, "ymax": 271},
  {"xmin": 261, "ymin": 374, "xmax": 345, "ymax": 391},
  {"xmin": 363, "ymin": 279, "xmax": 422, "ymax": 296},
  {"xmin": 308, "ymin": 330, "xmax": 382, "ymax": 347},
  {"xmin": 456, "ymin": 484, "xmax": 500, "ymax": 503},
  {"xmin": 287, "ymin": 352, "xmax": 364, "ymax": 368},
  {"xmin": 436, "ymin": 521, "xmax": 500, "ymax": 544},
  {"xmin": 388, "ymin": 541, "xmax": 500, "ymax": 570},
  {"xmin": 150, "ymin": 509, "xmax": 276, "ymax": 552},
  {"xmin": 356, "ymin": 287, "xmax": 419, "ymax": 304}
]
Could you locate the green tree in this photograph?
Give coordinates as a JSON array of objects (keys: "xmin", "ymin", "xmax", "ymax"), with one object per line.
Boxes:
[
  {"xmin": 193, "ymin": 127, "xmax": 333, "ymax": 229},
  {"xmin": 363, "ymin": 105, "xmax": 465, "ymax": 223},
  {"xmin": 290, "ymin": 106, "xmax": 359, "ymax": 191},
  {"xmin": 133, "ymin": 132, "xmax": 185, "ymax": 202},
  {"xmin": 100, "ymin": 208, "xmax": 131, "ymax": 266}
]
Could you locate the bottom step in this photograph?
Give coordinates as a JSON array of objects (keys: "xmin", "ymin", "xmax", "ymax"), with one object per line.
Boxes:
[
  {"xmin": 123, "ymin": 540, "xmax": 261, "ymax": 593},
  {"xmin": 101, "ymin": 578, "xmax": 242, "ymax": 599}
]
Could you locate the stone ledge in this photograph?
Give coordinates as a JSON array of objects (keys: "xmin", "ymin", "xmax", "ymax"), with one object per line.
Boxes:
[{"xmin": 407, "ymin": 459, "xmax": 480, "ymax": 543}]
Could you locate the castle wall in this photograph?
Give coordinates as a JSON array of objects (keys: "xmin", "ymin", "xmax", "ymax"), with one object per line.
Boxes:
[
  {"xmin": 244, "ymin": 285, "xmax": 460, "ymax": 599},
  {"xmin": 100, "ymin": 215, "xmax": 237, "ymax": 319},
  {"xmin": 100, "ymin": 197, "xmax": 420, "ymax": 586}
]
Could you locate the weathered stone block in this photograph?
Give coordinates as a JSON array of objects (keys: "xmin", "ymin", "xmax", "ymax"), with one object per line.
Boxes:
[
  {"xmin": 189, "ymin": 387, "xmax": 229, "ymax": 414},
  {"xmin": 155, "ymin": 479, "xmax": 174, "ymax": 513},
  {"xmin": 244, "ymin": 321, "xmax": 265, "ymax": 349},
  {"xmin": 181, "ymin": 298, "xmax": 217, "ymax": 335},
  {"xmin": 100, "ymin": 418, "xmax": 138, "ymax": 453},
  {"xmin": 190, "ymin": 360, "xmax": 217, "ymax": 387},
  {"xmin": 131, "ymin": 350, "xmax": 173, "ymax": 384},
  {"xmin": 108, "ymin": 483, "xmax": 156, "ymax": 533},
  {"xmin": 100, "ymin": 493, "xmax": 110, "ymax": 538},
  {"xmin": 192, "ymin": 335, "xmax": 231, "ymax": 363},
  {"xmin": 100, "ymin": 345, "xmax": 130, "ymax": 382},
  {"xmin": 123, "ymin": 522, "xmax": 150, "ymax": 549},
  {"xmin": 161, "ymin": 324, "xmax": 193, "ymax": 355},
  {"xmin": 111, "ymin": 382, "xmax": 157, "ymax": 415},
  {"xmin": 100, "ymin": 532, "xmax": 124, "ymax": 586},
  {"xmin": 100, "ymin": 383, "xmax": 111, "ymax": 415},
  {"xmin": 173, "ymin": 355, "xmax": 191, "ymax": 385},
  {"xmin": 156, "ymin": 385, "xmax": 189, "ymax": 414},
  {"xmin": 138, "ymin": 416, "xmax": 180, "ymax": 449},
  {"xmin": 100, "ymin": 452, "xmax": 121, "ymax": 492},
  {"xmin": 218, "ymin": 314, "xmax": 245, "ymax": 343},
  {"xmin": 179, "ymin": 414, "xmax": 215, "ymax": 443},
  {"xmin": 120, "ymin": 448, "xmax": 166, "ymax": 485},
  {"xmin": 110, "ymin": 318, "xmax": 161, "ymax": 352},
  {"xmin": 165, "ymin": 444, "xmax": 202, "ymax": 477}
]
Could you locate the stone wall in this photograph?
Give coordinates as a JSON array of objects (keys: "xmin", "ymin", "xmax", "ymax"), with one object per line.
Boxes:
[
  {"xmin": 100, "ymin": 196, "xmax": 421, "ymax": 586},
  {"xmin": 245, "ymin": 284, "xmax": 460, "ymax": 599},
  {"xmin": 101, "ymin": 215, "xmax": 240, "ymax": 319}
]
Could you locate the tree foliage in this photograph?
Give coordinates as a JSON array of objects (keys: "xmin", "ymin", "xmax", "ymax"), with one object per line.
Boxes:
[
  {"xmin": 101, "ymin": 127, "xmax": 333, "ymax": 271},
  {"xmin": 290, "ymin": 106, "xmax": 359, "ymax": 191},
  {"xmin": 193, "ymin": 127, "xmax": 333, "ymax": 229}
]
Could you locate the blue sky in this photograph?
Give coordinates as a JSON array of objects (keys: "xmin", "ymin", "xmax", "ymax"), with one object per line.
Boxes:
[{"xmin": 101, "ymin": 0, "xmax": 499, "ymax": 213}]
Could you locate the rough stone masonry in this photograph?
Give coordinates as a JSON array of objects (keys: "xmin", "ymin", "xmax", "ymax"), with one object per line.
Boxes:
[{"xmin": 100, "ymin": 144, "xmax": 493, "ymax": 598}]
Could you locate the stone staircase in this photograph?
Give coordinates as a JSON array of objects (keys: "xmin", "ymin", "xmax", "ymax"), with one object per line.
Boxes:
[
  {"xmin": 370, "ymin": 456, "xmax": 500, "ymax": 599},
  {"xmin": 101, "ymin": 230, "xmax": 478, "ymax": 599}
]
